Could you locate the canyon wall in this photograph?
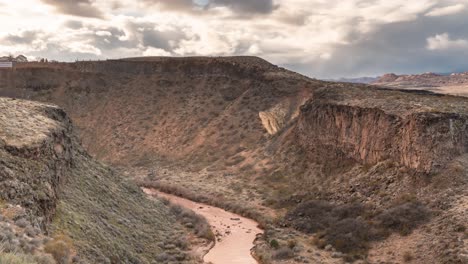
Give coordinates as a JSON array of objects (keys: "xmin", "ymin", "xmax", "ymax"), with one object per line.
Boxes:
[
  {"xmin": 0, "ymin": 98, "xmax": 73, "ymax": 228},
  {"xmin": 2, "ymin": 59, "xmax": 468, "ymax": 176},
  {"xmin": 294, "ymin": 98, "xmax": 468, "ymax": 173},
  {"xmin": 0, "ymin": 97, "xmax": 191, "ymax": 262}
]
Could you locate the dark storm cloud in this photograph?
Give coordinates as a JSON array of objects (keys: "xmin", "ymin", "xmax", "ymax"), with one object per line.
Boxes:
[
  {"xmin": 145, "ymin": 0, "xmax": 277, "ymax": 14},
  {"xmin": 142, "ymin": 30, "xmax": 188, "ymax": 51},
  {"xmin": 90, "ymin": 27, "xmax": 136, "ymax": 50},
  {"xmin": 127, "ymin": 22, "xmax": 191, "ymax": 52},
  {"xmin": 295, "ymin": 12, "xmax": 468, "ymax": 79},
  {"xmin": 2, "ymin": 31, "xmax": 40, "ymax": 45},
  {"xmin": 64, "ymin": 21, "xmax": 84, "ymax": 30},
  {"xmin": 210, "ymin": 0, "xmax": 277, "ymax": 14},
  {"xmin": 41, "ymin": 0, "xmax": 103, "ymax": 18}
]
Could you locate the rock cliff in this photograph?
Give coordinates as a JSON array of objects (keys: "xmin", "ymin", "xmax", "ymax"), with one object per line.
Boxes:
[
  {"xmin": 0, "ymin": 98, "xmax": 73, "ymax": 228},
  {"xmin": 294, "ymin": 90, "xmax": 468, "ymax": 173},
  {"xmin": 0, "ymin": 97, "xmax": 193, "ymax": 263}
]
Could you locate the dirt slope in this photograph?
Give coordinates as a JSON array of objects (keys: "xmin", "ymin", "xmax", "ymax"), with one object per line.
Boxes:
[{"xmin": 0, "ymin": 97, "xmax": 195, "ymax": 263}]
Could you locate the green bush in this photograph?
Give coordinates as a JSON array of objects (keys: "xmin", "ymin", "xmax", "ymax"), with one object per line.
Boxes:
[{"xmin": 269, "ymin": 239, "xmax": 279, "ymax": 249}]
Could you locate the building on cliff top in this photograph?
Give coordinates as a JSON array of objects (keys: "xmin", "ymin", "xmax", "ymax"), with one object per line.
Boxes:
[{"xmin": 0, "ymin": 61, "xmax": 13, "ymax": 69}]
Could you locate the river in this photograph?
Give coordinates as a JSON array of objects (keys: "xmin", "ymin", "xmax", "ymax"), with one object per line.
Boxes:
[{"xmin": 143, "ymin": 188, "xmax": 263, "ymax": 264}]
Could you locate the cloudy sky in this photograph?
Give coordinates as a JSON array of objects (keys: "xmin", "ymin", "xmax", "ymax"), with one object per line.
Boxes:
[{"xmin": 0, "ymin": 0, "xmax": 467, "ymax": 78}]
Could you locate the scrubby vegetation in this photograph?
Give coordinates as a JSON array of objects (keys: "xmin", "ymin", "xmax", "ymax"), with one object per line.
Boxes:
[
  {"xmin": 167, "ymin": 201, "xmax": 215, "ymax": 241},
  {"xmin": 286, "ymin": 199, "xmax": 431, "ymax": 259},
  {"xmin": 0, "ymin": 204, "xmax": 56, "ymax": 264},
  {"xmin": 138, "ymin": 180, "xmax": 269, "ymax": 227},
  {"xmin": 44, "ymin": 235, "xmax": 74, "ymax": 263}
]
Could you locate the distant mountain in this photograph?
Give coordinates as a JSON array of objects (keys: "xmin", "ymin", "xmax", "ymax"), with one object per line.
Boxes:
[
  {"xmin": 326, "ymin": 76, "xmax": 379, "ymax": 84},
  {"xmin": 372, "ymin": 71, "xmax": 468, "ymax": 97}
]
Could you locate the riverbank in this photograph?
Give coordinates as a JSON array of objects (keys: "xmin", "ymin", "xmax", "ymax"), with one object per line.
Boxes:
[{"xmin": 143, "ymin": 188, "xmax": 263, "ymax": 264}]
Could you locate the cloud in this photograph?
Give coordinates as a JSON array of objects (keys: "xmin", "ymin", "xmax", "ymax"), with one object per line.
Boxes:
[
  {"xmin": 427, "ymin": 33, "xmax": 468, "ymax": 50},
  {"xmin": 142, "ymin": 29, "xmax": 189, "ymax": 51},
  {"xmin": 41, "ymin": 0, "xmax": 103, "ymax": 18},
  {"xmin": 209, "ymin": 0, "xmax": 277, "ymax": 14},
  {"xmin": 143, "ymin": 47, "xmax": 171, "ymax": 56},
  {"xmin": 96, "ymin": 31, "xmax": 112, "ymax": 37},
  {"xmin": 64, "ymin": 20, "xmax": 84, "ymax": 29},
  {"xmin": 145, "ymin": 0, "xmax": 276, "ymax": 14},
  {"xmin": 144, "ymin": 0, "xmax": 202, "ymax": 12},
  {"xmin": 425, "ymin": 4, "xmax": 465, "ymax": 17},
  {"xmin": 2, "ymin": 30, "xmax": 41, "ymax": 45},
  {"xmin": 2, "ymin": 0, "xmax": 468, "ymax": 78},
  {"xmin": 299, "ymin": 12, "xmax": 468, "ymax": 78},
  {"xmin": 126, "ymin": 22, "xmax": 192, "ymax": 52}
]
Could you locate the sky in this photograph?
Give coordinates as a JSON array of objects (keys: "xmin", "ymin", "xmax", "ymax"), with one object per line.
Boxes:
[{"xmin": 0, "ymin": 0, "xmax": 467, "ymax": 78}]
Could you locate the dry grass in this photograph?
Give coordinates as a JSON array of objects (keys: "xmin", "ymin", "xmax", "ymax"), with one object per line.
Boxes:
[
  {"xmin": 167, "ymin": 202, "xmax": 215, "ymax": 241},
  {"xmin": 138, "ymin": 180, "xmax": 270, "ymax": 228},
  {"xmin": 44, "ymin": 235, "xmax": 74, "ymax": 264}
]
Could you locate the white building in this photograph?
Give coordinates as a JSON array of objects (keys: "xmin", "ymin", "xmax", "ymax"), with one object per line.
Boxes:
[{"xmin": 0, "ymin": 61, "xmax": 13, "ymax": 68}]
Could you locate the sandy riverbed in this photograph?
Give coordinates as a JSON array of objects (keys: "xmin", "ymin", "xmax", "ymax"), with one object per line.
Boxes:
[{"xmin": 143, "ymin": 188, "xmax": 263, "ymax": 264}]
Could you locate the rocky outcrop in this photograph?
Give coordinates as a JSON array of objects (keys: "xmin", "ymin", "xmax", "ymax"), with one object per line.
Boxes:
[
  {"xmin": 259, "ymin": 101, "xmax": 298, "ymax": 135},
  {"xmin": 294, "ymin": 97, "xmax": 468, "ymax": 173},
  {"xmin": 0, "ymin": 98, "xmax": 73, "ymax": 228}
]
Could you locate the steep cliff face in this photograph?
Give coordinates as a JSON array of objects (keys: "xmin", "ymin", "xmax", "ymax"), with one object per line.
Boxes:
[
  {"xmin": 0, "ymin": 97, "xmax": 193, "ymax": 263},
  {"xmin": 259, "ymin": 94, "xmax": 309, "ymax": 135},
  {"xmin": 0, "ymin": 98, "xmax": 73, "ymax": 228},
  {"xmin": 292, "ymin": 88, "xmax": 468, "ymax": 173}
]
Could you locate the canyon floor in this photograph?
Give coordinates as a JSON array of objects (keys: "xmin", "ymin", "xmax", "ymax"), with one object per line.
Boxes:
[{"xmin": 143, "ymin": 188, "xmax": 263, "ymax": 264}]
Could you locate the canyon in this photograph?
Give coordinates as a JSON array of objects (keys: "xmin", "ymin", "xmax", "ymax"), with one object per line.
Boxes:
[{"xmin": 0, "ymin": 57, "xmax": 467, "ymax": 263}]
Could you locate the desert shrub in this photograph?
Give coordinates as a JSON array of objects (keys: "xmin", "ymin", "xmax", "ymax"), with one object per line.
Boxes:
[
  {"xmin": 272, "ymin": 247, "xmax": 294, "ymax": 260},
  {"xmin": 286, "ymin": 200, "xmax": 335, "ymax": 233},
  {"xmin": 169, "ymin": 204, "xmax": 215, "ymax": 241},
  {"xmin": 155, "ymin": 252, "xmax": 170, "ymax": 262},
  {"xmin": 44, "ymin": 235, "xmax": 74, "ymax": 264},
  {"xmin": 287, "ymin": 199, "xmax": 430, "ymax": 256},
  {"xmin": 269, "ymin": 239, "xmax": 279, "ymax": 249},
  {"xmin": 376, "ymin": 202, "xmax": 430, "ymax": 235},
  {"xmin": 324, "ymin": 218, "xmax": 371, "ymax": 253},
  {"xmin": 403, "ymin": 251, "xmax": 414, "ymax": 262},
  {"xmin": 287, "ymin": 240, "xmax": 297, "ymax": 249}
]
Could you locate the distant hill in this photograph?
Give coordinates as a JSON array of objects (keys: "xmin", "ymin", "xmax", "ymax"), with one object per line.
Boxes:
[
  {"xmin": 373, "ymin": 72, "xmax": 468, "ymax": 97},
  {"xmin": 328, "ymin": 76, "xmax": 379, "ymax": 84}
]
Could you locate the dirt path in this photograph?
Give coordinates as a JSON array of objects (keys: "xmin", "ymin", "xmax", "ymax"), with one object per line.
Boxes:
[{"xmin": 143, "ymin": 188, "xmax": 263, "ymax": 264}]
